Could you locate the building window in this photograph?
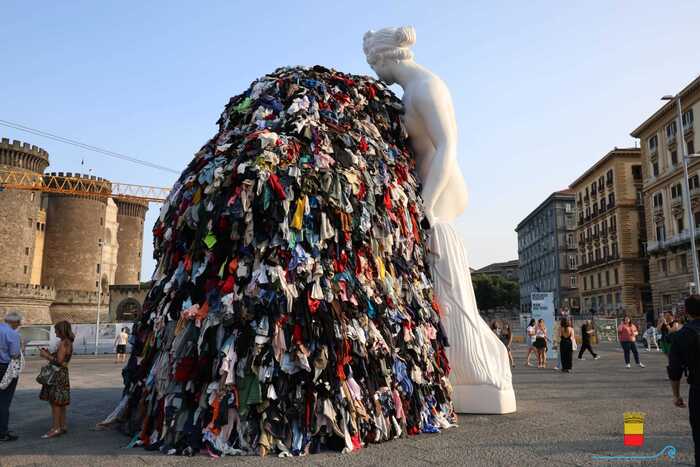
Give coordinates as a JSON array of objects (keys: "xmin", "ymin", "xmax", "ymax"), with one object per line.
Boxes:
[
  {"xmin": 656, "ymin": 224, "xmax": 666, "ymax": 242},
  {"xmin": 96, "ymin": 264, "xmax": 101, "ymax": 274},
  {"xmin": 597, "ymin": 272, "xmax": 602, "ymax": 288},
  {"xmin": 666, "ymin": 121, "xmax": 677, "ymax": 141},
  {"xmin": 683, "ymin": 109, "xmax": 694, "ymax": 130},
  {"xmin": 671, "ymin": 183, "xmax": 683, "ymax": 199},
  {"xmin": 632, "ymin": 165, "xmax": 642, "ymax": 180},
  {"xmin": 100, "ymin": 218, "xmax": 104, "ymax": 226},
  {"xmin": 583, "ymin": 276, "xmax": 588, "ymax": 290},
  {"xmin": 652, "ymin": 161, "xmax": 659, "ymax": 177},
  {"xmin": 600, "ymin": 198, "xmax": 607, "ymax": 211},
  {"xmin": 649, "ymin": 135, "xmax": 658, "ymax": 153},
  {"xmin": 690, "ymin": 174, "xmax": 700, "ymax": 190},
  {"xmin": 660, "ymin": 258, "xmax": 668, "ymax": 276},
  {"xmin": 569, "ymin": 255, "xmax": 576, "ymax": 269},
  {"xmin": 678, "ymin": 217, "xmax": 685, "ymax": 233},
  {"xmin": 23, "ymin": 266, "xmax": 28, "ymax": 274},
  {"xmin": 680, "ymin": 253, "xmax": 688, "ymax": 273},
  {"xmin": 653, "ymin": 192, "xmax": 664, "ymax": 208},
  {"xmin": 608, "ymin": 192, "xmax": 615, "ymax": 207},
  {"xmin": 687, "ymin": 140, "xmax": 695, "ymax": 156},
  {"xmin": 671, "ymin": 150, "xmax": 678, "ymax": 165},
  {"xmin": 605, "ymin": 270, "xmax": 610, "ymax": 286},
  {"xmin": 24, "ymin": 247, "xmax": 29, "ymax": 256},
  {"xmin": 615, "ymin": 292, "xmax": 621, "ymax": 305},
  {"xmin": 614, "ymin": 268, "xmax": 619, "ymax": 284},
  {"xmin": 663, "ymin": 294, "xmax": 672, "ymax": 306},
  {"xmin": 570, "ymin": 275, "xmax": 577, "ymax": 288}
]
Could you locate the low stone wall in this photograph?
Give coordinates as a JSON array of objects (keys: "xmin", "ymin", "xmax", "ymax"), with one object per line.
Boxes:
[
  {"xmin": 50, "ymin": 289, "xmax": 109, "ymax": 323},
  {"xmin": 0, "ymin": 282, "xmax": 55, "ymax": 324}
]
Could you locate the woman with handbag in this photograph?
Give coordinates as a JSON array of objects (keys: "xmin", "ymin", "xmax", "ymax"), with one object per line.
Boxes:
[{"xmin": 37, "ymin": 320, "xmax": 74, "ymax": 439}]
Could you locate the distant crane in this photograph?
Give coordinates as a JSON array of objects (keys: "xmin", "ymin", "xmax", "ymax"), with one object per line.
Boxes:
[{"xmin": 0, "ymin": 169, "xmax": 170, "ymax": 203}]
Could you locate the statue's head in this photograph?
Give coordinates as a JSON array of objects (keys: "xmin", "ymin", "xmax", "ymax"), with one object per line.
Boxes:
[{"xmin": 363, "ymin": 26, "xmax": 416, "ymax": 84}]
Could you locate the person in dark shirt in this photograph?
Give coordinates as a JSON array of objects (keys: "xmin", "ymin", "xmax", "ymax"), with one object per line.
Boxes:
[
  {"xmin": 578, "ymin": 320, "xmax": 599, "ymax": 360},
  {"xmin": 668, "ymin": 295, "xmax": 700, "ymax": 466}
]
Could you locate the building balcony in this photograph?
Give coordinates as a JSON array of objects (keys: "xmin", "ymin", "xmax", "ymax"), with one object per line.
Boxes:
[{"xmin": 647, "ymin": 230, "xmax": 693, "ymax": 254}]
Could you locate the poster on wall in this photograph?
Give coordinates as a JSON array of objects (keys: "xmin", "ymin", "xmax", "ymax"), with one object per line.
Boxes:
[{"xmin": 531, "ymin": 292, "xmax": 556, "ymax": 359}]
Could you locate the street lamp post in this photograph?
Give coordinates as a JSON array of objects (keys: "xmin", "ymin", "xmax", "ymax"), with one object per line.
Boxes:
[
  {"xmin": 662, "ymin": 94, "xmax": 700, "ymax": 293},
  {"xmin": 95, "ymin": 238, "xmax": 104, "ymax": 356}
]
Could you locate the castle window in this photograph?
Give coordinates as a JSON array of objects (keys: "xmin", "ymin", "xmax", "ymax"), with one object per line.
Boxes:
[
  {"xmin": 24, "ymin": 247, "xmax": 29, "ymax": 256},
  {"xmin": 96, "ymin": 264, "xmax": 101, "ymax": 274},
  {"xmin": 36, "ymin": 222, "xmax": 40, "ymax": 231}
]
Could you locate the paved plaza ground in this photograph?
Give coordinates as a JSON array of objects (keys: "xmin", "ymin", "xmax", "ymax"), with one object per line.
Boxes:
[{"xmin": 0, "ymin": 343, "xmax": 695, "ymax": 466}]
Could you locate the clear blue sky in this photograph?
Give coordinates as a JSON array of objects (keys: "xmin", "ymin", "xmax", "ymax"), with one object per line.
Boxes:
[{"xmin": 2, "ymin": 1, "xmax": 699, "ymax": 280}]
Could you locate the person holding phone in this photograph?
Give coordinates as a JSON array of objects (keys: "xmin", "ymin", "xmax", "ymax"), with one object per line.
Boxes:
[{"xmin": 38, "ymin": 321, "xmax": 74, "ymax": 439}]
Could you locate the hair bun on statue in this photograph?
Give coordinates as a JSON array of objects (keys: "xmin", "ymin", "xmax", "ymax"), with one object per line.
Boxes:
[
  {"xmin": 363, "ymin": 26, "xmax": 416, "ymax": 66},
  {"xmin": 394, "ymin": 26, "xmax": 416, "ymax": 48}
]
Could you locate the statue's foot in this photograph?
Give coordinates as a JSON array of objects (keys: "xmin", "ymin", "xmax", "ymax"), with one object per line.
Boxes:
[{"xmin": 451, "ymin": 384, "xmax": 516, "ymax": 414}]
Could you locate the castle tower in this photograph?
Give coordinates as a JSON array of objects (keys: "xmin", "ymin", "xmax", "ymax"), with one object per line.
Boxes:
[
  {"xmin": 114, "ymin": 198, "xmax": 148, "ymax": 284},
  {"xmin": 0, "ymin": 138, "xmax": 49, "ymax": 284},
  {"xmin": 41, "ymin": 173, "xmax": 113, "ymax": 291}
]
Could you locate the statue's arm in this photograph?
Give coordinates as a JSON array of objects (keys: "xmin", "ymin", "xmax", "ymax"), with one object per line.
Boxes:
[{"xmin": 413, "ymin": 80, "xmax": 457, "ymax": 223}]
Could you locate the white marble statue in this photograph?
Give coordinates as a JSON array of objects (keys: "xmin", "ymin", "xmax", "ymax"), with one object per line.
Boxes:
[{"xmin": 363, "ymin": 26, "xmax": 516, "ymax": 414}]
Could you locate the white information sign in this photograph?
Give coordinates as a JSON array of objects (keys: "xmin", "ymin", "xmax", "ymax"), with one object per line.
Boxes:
[{"xmin": 531, "ymin": 292, "xmax": 556, "ymax": 359}]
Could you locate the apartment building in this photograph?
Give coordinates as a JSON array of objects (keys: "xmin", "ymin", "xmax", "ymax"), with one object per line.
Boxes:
[
  {"xmin": 631, "ymin": 75, "xmax": 700, "ymax": 314},
  {"xmin": 571, "ymin": 148, "xmax": 650, "ymax": 316},
  {"xmin": 516, "ymin": 190, "xmax": 579, "ymax": 313}
]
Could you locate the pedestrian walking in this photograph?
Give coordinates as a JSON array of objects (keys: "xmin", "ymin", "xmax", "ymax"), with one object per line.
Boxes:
[
  {"xmin": 533, "ymin": 319, "xmax": 549, "ymax": 368},
  {"xmin": 578, "ymin": 319, "xmax": 599, "ymax": 360},
  {"xmin": 0, "ymin": 311, "xmax": 22, "ymax": 442},
  {"xmin": 643, "ymin": 323, "xmax": 660, "ymax": 352},
  {"xmin": 114, "ymin": 328, "xmax": 129, "ymax": 364},
  {"xmin": 618, "ymin": 316, "xmax": 644, "ymax": 369},
  {"xmin": 667, "ymin": 295, "xmax": 700, "ymax": 467},
  {"xmin": 500, "ymin": 323, "xmax": 514, "ymax": 367},
  {"xmin": 38, "ymin": 320, "xmax": 74, "ymax": 439},
  {"xmin": 525, "ymin": 319, "xmax": 537, "ymax": 367},
  {"xmin": 559, "ymin": 318, "xmax": 575, "ymax": 373}
]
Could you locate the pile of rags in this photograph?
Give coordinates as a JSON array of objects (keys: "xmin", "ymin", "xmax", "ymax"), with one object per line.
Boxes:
[{"xmin": 113, "ymin": 65, "xmax": 456, "ymax": 458}]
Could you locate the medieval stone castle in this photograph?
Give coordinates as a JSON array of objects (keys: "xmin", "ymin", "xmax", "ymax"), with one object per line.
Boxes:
[{"xmin": 0, "ymin": 137, "xmax": 149, "ymax": 324}]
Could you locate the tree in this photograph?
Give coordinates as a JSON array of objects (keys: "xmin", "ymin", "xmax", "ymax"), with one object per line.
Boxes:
[{"xmin": 472, "ymin": 274, "xmax": 519, "ymax": 311}]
